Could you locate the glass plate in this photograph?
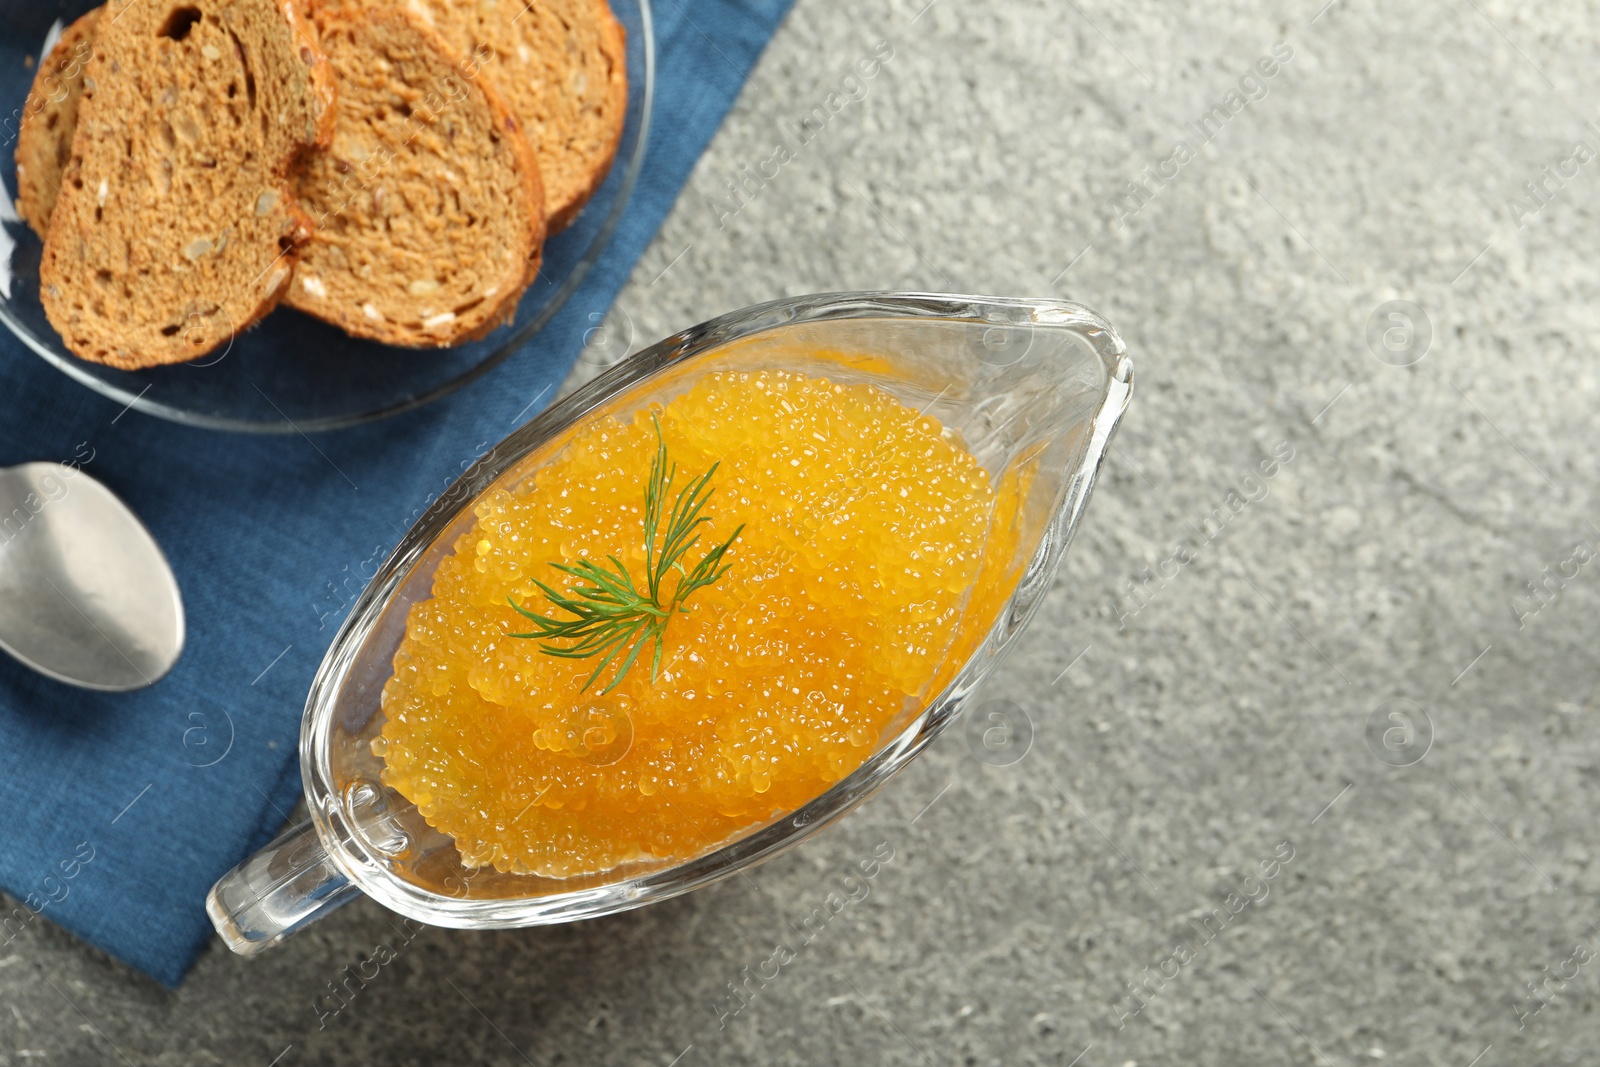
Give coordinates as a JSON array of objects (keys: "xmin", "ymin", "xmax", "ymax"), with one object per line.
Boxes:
[{"xmin": 0, "ymin": 0, "xmax": 654, "ymax": 432}]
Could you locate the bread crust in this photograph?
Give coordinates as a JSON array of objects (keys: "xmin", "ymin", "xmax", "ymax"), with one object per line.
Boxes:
[
  {"xmin": 38, "ymin": 0, "xmax": 337, "ymax": 369},
  {"xmin": 281, "ymin": 0, "xmax": 339, "ymax": 150},
  {"xmin": 312, "ymin": 0, "xmax": 627, "ymax": 233},
  {"xmin": 284, "ymin": 7, "xmax": 545, "ymax": 346},
  {"xmin": 16, "ymin": 8, "xmax": 102, "ymax": 239},
  {"xmin": 541, "ymin": 0, "xmax": 626, "ymax": 232}
]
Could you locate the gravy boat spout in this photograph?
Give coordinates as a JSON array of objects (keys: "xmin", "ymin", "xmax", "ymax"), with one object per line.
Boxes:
[{"xmin": 208, "ymin": 292, "xmax": 1133, "ymax": 954}]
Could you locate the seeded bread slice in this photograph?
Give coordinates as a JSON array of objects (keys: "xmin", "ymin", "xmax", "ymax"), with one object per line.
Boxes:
[
  {"xmin": 285, "ymin": 8, "xmax": 545, "ymax": 345},
  {"xmin": 39, "ymin": 0, "xmax": 337, "ymax": 369},
  {"xmin": 317, "ymin": 0, "xmax": 626, "ymax": 232},
  {"xmin": 16, "ymin": 8, "xmax": 102, "ymax": 239}
]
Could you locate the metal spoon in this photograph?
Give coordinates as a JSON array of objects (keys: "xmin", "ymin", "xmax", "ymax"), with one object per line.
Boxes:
[{"xmin": 0, "ymin": 463, "xmax": 184, "ymax": 691}]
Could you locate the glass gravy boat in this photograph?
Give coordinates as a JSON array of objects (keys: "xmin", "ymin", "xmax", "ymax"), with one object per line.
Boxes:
[{"xmin": 208, "ymin": 292, "xmax": 1132, "ymax": 954}]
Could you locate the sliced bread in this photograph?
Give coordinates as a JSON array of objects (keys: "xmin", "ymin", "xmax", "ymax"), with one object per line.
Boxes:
[
  {"xmin": 16, "ymin": 7, "xmax": 102, "ymax": 240},
  {"xmin": 317, "ymin": 0, "xmax": 626, "ymax": 232},
  {"xmin": 285, "ymin": 7, "xmax": 545, "ymax": 346},
  {"xmin": 39, "ymin": 0, "xmax": 337, "ymax": 369}
]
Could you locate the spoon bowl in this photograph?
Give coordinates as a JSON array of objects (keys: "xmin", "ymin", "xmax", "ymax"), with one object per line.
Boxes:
[{"xmin": 0, "ymin": 463, "xmax": 184, "ymax": 690}]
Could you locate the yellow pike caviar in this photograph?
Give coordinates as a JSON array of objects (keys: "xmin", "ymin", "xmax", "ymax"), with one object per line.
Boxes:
[{"xmin": 376, "ymin": 369, "xmax": 1021, "ymax": 878}]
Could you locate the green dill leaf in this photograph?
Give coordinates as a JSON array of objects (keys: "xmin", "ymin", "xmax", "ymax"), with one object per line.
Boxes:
[{"xmin": 507, "ymin": 413, "xmax": 743, "ymax": 692}]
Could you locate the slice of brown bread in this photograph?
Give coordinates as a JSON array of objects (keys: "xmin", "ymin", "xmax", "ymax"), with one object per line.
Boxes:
[
  {"xmin": 285, "ymin": 8, "xmax": 545, "ymax": 346},
  {"xmin": 39, "ymin": 0, "xmax": 337, "ymax": 369},
  {"xmin": 15, "ymin": 8, "xmax": 101, "ymax": 239},
  {"xmin": 315, "ymin": 0, "xmax": 626, "ymax": 232}
]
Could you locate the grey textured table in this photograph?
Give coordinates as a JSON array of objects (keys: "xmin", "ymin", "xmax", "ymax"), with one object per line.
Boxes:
[{"xmin": 7, "ymin": 0, "xmax": 1600, "ymax": 1063}]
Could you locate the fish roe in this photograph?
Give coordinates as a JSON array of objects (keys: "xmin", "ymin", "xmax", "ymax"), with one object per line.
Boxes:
[{"xmin": 377, "ymin": 369, "xmax": 1022, "ymax": 878}]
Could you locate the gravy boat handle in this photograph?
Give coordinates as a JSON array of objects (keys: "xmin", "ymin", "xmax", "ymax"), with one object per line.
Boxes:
[{"xmin": 207, "ymin": 819, "xmax": 360, "ymax": 955}]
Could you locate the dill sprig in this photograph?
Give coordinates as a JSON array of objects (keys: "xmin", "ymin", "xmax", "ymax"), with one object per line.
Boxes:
[{"xmin": 507, "ymin": 414, "xmax": 744, "ymax": 694}]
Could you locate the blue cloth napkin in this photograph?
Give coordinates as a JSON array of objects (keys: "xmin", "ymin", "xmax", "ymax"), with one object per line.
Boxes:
[{"xmin": 0, "ymin": 0, "xmax": 793, "ymax": 987}]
